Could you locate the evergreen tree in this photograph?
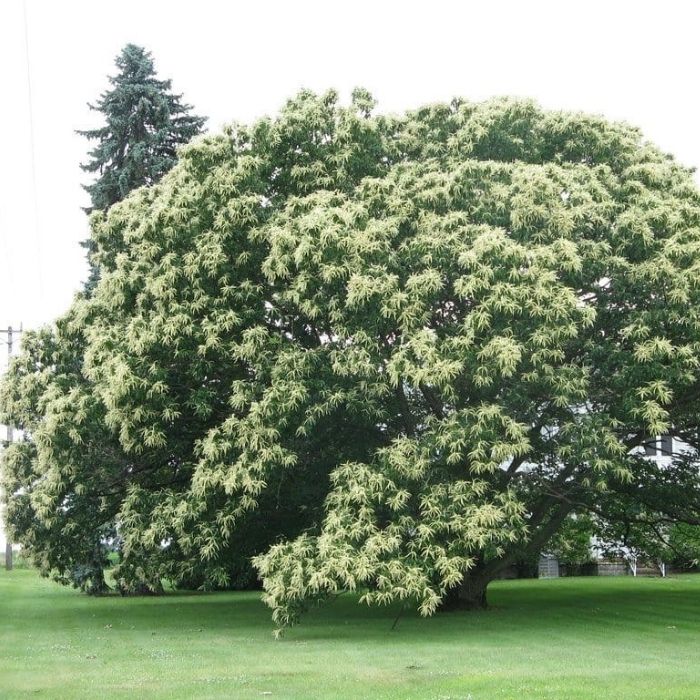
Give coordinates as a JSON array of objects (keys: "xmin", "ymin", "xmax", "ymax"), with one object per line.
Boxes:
[{"xmin": 78, "ymin": 44, "xmax": 206, "ymax": 288}]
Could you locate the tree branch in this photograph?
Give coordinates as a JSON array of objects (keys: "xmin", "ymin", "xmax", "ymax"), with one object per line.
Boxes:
[{"xmin": 419, "ymin": 383, "xmax": 445, "ymax": 419}]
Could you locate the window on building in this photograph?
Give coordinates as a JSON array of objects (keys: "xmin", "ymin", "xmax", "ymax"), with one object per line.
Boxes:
[
  {"xmin": 659, "ymin": 434, "xmax": 673, "ymax": 457},
  {"xmin": 642, "ymin": 435, "xmax": 673, "ymax": 457},
  {"xmin": 643, "ymin": 436, "xmax": 658, "ymax": 456}
]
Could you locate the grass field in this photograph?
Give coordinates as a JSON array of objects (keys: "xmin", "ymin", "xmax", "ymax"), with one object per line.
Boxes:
[{"xmin": 1, "ymin": 569, "xmax": 700, "ymax": 699}]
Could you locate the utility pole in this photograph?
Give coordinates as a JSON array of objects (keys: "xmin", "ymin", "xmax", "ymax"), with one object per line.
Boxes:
[{"xmin": 1, "ymin": 325, "xmax": 21, "ymax": 571}]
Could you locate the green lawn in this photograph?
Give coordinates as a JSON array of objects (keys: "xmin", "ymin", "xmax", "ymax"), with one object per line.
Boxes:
[{"xmin": 1, "ymin": 569, "xmax": 699, "ymax": 699}]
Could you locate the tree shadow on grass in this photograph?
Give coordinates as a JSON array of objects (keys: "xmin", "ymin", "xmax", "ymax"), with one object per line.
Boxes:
[{"xmin": 10, "ymin": 571, "xmax": 700, "ymax": 643}]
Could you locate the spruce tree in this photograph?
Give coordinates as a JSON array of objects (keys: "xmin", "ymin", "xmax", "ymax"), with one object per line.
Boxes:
[{"xmin": 79, "ymin": 43, "xmax": 206, "ymax": 211}]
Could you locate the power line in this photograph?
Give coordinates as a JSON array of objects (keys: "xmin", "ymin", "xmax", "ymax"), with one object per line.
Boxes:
[
  {"xmin": 22, "ymin": 0, "xmax": 45, "ymax": 304},
  {"xmin": 0, "ymin": 209, "xmax": 17, "ymax": 297}
]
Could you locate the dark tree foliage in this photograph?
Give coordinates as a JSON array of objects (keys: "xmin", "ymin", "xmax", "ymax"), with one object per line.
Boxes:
[{"xmin": 591, "ymin": 453, "xmax": 700, "ymax": 570}]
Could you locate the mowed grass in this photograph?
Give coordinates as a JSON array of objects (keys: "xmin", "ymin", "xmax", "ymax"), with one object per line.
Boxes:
[{"xmin": 1, "ymin": 569, "xmax": 700, "ymax": 699}]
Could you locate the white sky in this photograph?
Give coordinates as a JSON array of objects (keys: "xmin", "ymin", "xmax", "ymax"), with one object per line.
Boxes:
[{"xmin": 0, "ymin": 0, "xmax": 699, "ymax": 338}]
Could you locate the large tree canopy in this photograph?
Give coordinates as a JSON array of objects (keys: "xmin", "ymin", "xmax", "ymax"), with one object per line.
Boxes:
[{"xmin": 3, "ymin": 91, "xmax": 700, "ymax": 629}]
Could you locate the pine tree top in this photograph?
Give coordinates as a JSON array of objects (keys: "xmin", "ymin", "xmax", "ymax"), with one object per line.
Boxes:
[{"xmin": 78, "ymin": 43, "xmax": 206, "ymax": 213}]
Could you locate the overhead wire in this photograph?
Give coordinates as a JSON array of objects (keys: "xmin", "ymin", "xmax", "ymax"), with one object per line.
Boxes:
[
  {"xmin": 0, "ymin": 207, "xmax": 18, "ymax": 305},
  {"xmin": 23, "ymin": 0, "xmax": 46, "ymax": 311}
]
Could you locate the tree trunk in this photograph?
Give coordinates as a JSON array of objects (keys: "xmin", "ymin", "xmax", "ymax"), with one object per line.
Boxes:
[
  {"xmin": 440, "ymin": 570, "xmax": 491, "ymax": 611},
  {"xmin": 438, "ymin": 500, "xmax": 577, "ymax": 613},
  {"xmin": 89, "ymin": 567, "xmax": 110, "ymax": 595},
  {"xmin": 459, "ymin": 573, "xmax": 490, "ymax": 609}
]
